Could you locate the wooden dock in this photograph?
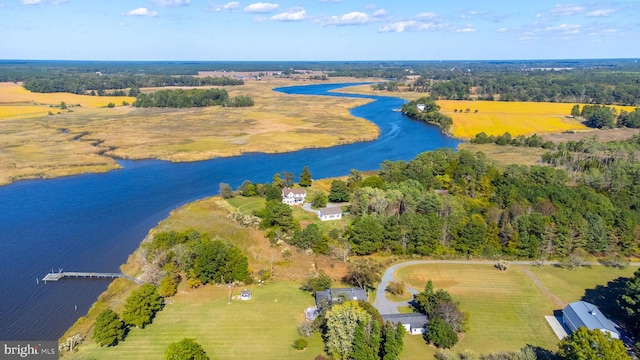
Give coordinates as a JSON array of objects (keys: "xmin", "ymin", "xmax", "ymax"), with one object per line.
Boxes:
[{"xmin": 42, "ymin": 271, "xmax": 143, "ymax": 284}]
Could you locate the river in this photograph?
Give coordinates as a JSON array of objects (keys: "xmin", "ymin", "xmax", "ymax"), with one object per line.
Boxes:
[{"xmin": 0, "ymin": 83, "xmax": 460, "ymax": 341}]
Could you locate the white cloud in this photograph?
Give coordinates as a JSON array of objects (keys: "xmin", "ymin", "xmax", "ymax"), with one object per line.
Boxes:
[
  {"xmin": 586, "ymin": 9, "xmax": 618, "ymax": 17},
  {"xmin": 270, "ymin": 8, "xmax": 306, "ymax": 21},
  {"xmin": 207, "ymin": 1, "xmax": 240, "ymax": 12},
  {"xmin": 372, "ymin": 9, "xmax": 386, "ymax": 17},
  {"xmin": 550, "ymin": 4, "xmax": 585, "ymax": 16},
  {"xmin": 325, "ymin": 11, "xmax": 371, "ymax": 25},
  {"xmin": 495, "ymin": 27, "xmax": 508, "ymax": 32},
  {"xmin": 415, "ymin": 12, "xmax": 438, "ymax": 20},
  {"xmin": 546, "ymin": 23, "xmax": 581, "ymax": 34},
  {"xmin": 19, "ymin": 0, "xmax": 67, "ymax": 4},
  {"xmin": 244, "ymin": 2, "xmax": 279, "ymax": 13},
  {"xmin": 364, "ymin": 4, "xmax": 376, "ymax": 10},
  {"xmin": 460, "ymin": 10, "xmax": 478, "ymax": 19},
  {"xmin": 151, "ymin": 0, "xmax": 190, "ymax": 6},
  {"xmin": 125, "ymin": 7, "xmax": 159, "ymax": 17},
  {"xmin": 456, "ymin": 25, "xmax": 476, "ymax": 33},
  {"xmin": 379, "ymin": 20, "xmax": 447, "ymax": 33}
]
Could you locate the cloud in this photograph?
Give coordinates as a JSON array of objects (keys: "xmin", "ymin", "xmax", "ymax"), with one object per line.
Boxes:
[
  {"xmin": 324, "ymin": 11, "xmax": 371, "ymax": 25},
  {"xmin": 379, "ymin": 20, "xmax": 448, "ymax": 33},
  {"xmin": 550, "ymin": 4, "xmax": 585, "ymax": 16},
  {"xmin": 125, "ymin": 7, "xmax": 159, "ymax": 17},
  {"xmin": 586, "ymin": 9, "xmax": 619, "ymax": 17},
  {"xmin": 207, "ymin": 1, "xmax": 240, "ymax": 12},
  {"xmin": 270, "ymin": 8, "xmax": 306, "ymax": 21},
  {"xmin": 372, "ymin": 9, "xmax": 386, "ymax": 17},
  {"xmin": 546, "ymin": 23, "xmax": 581, "ymax": 34},
  {"xmin": 456, "ymin": 25, "xmax": 476, "ymax": 33},
  {"xmin": 151, "ymin": 0, "xmax": 190, "ymax": 6},
  {"xmin": 19, "ymin": 0, "xmax": 67, "ymax": 4},
  {"xmin": 460, "ymin": 10, "xmax": 478, "ymax": 19},
  {"xmin": 415, "ymin": 12, "xmax": 439, "ymax": 20},
  {"xmin": 495, "ymin": 27, "xmax": 508, "ymax": 32},
  {"xmin": 244, "ymin": 2, "xmax": 279, "ymax": 13}
]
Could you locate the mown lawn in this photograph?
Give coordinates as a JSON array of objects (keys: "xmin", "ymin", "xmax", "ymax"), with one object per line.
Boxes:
[
  {"xmin": 67, "ymin": 281, "xmax": 324, "ymax": 360},
  {"xmin": 395, "ymin": 264, "xmax": 559, "ymax": 354},
  {"xmin": 226, "ymin": 196, "xmax": 265, "ymax": 216}
]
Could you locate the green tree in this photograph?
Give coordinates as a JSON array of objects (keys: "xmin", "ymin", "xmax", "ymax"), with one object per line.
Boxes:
[
  {"xmin": 324, "ymin": 301, "xmax": 372, "ymax": 360},
  {"xmin": 92, "ymin": 309, "xmax": 125, "ymax": 347},
  {"xmin": 329, "ymin": 180, "xmax": 350, "ymax": 203},
  {"xmin": 159, "ymin": 275, "xmax": 178, "ymax": 297},
  {"xmin": 571, "ymin": 104, "xmax": 581, "ymax": 117},
  {"xmin": 60, "ymin": 101, "xmax": 67, "ymax": 110},
  {"xmin": 301, "ymin": 270, "xmax": 332, "ymax": 292},
  {"xmin": 426, "ymin": 317, "xmax": 458, "ymax": 349},
  {"xmin": 557, "ymin": 327, "xmax": 629, "ymax": 360},
  {"xmin": 219, "ymin": 183, "xmax": 234, "ymax": 199},
  {"xmin": 299, "ymin": 166, "xmax": 313, "ymax": 187},
  {"xmin": 344, "ymin": 258, "xmax": 383, "ymax": 290},
  {"xmin": 348, "ymin": 169, "xmax": 363, "ymax": 190},
  {"xmin": 165, "ymin": 338, "xmax": 209, "ymax": 360},
  {"xmin": 122, "ymin": 284, "xmax": 163, "ymax": 328},
  {"xmin": 587, "ymin": 106, "xmax": 616, "ymax": 129},
  {"xmin": 272, "ymin": 173, "xmax": 285, "ymax": 190},
  {"xmin": 619, "ymin": 268, "xmax": 640, "ymax": 334}
]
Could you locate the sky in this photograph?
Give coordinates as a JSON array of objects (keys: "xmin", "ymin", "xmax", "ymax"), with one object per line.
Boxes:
[{"xmin": 0, "ymin": 0, "xmax": 639, "ymax": 61}]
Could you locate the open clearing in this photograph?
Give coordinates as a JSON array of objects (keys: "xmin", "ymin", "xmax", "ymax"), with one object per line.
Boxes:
[
  {"xmin": 393, "ymin": 263, "xmax": 635, "ymax": 355},
  {"xmin": 0, "ymin": 79, "xmax": 377, "ymax": 186},
  {"xmin": 67, "ymin": 281, "xmax": 324, "ymax": 360}
]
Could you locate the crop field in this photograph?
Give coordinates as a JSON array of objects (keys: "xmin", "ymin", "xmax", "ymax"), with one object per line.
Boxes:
[
  {"xmin": 0, "ymin": 79, "xmax": 378, "ymax": 186},
  {"xmin": 0, "ymin": 82, "xmax": 135, "ymax": 108}
]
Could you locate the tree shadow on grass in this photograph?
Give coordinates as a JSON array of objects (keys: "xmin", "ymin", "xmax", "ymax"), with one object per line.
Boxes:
[{"xmin": 581, "ymin": 276, "xmax": 629, "ymax": 322}]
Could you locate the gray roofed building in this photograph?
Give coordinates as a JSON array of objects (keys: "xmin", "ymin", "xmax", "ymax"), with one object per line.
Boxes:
[
  {"xmin": 318, "ymin": 206, "xmax": 342, "ymax": 221},
  {"xmin": 315, "ymin": 288, "xmax": 367, "ymax": 306},
  {"xmin": 382, "ymin": 313, "xmax": 428, "ymax": 335},
  {"xmin": 562, "ymin": 301, "xmax": 619, "ymax": 339}
]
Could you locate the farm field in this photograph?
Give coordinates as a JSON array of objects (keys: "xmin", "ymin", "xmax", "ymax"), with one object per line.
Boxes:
[
  {"xmin": 0, "ymin": 79, "xmax": 377, "ymax": 186},
  {"xmin": 67, "ymin": 281, "xmax": 324, "ymax": 360},
  {"xmin": 393, "ymin": 263, "xmax": 637, "ymax": 355}
]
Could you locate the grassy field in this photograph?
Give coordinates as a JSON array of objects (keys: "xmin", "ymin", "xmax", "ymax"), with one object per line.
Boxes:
[
  {"xmin": 458, "ymin": 143, "xmax": 548, "ymax": 169},
  {"xmin": 396, "ymin": 264, "xmax": 560, "ymax": 354},
  {"xmin": 393, "ymin": 263, "xmax": 639, "ymax": 356},
  {"xmin": 0, "ymin": 79, "xmax": 378, "ymax": 186},
  {"xmin": 67, "ymin": 281, "xmax": 324, "ymax": 360}
]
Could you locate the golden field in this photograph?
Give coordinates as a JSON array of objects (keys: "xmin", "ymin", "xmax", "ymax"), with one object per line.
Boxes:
[
  {"xmin": 0, "ymin": 82, "xmax": 136, "ymax": 108},
  {"xmin": 0, "ymin": 79, "xmax": 378, "ymax": 186}
]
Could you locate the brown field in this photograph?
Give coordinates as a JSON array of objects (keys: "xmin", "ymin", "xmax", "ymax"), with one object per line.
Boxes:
[
  {"xmin": 458, "ymin": 143, "xmax": 547, "ymax": 169},
  {"xmin": 0, "ymin": 79, "xmax": 377, "ymax": 186}
]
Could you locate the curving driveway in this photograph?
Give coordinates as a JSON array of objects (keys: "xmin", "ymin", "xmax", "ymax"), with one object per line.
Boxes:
[{"xmin": 372, "ymin": 260, "xmax": 640, "ymax": 315}]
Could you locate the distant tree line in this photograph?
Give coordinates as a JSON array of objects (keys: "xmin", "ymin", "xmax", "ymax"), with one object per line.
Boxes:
[
  {"xmin": 569, "ymin": 104, "xmax": 640, "ymax": 129},
  {"xmin": 21, "ymin": 73, "xmax": 243, "ymax": 94},
  {"xmin": 133, "ymin": 88, "xmax": 253, "ymax": 108},
  {"xmin": 471, "ymin": 132, "xmax": 555, "ymax": 149},
  {"xmin": 401, "ymin": 97, "xmax": 453, "ymax": 133}
]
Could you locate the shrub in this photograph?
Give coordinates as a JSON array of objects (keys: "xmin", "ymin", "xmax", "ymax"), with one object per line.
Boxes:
[
  {"xmin": 292, "ymin": 338, "xmax": 308, "ymax": 350},
  {"xmin": 385, "ymin": 281, "xmax": 405, "ymax": 295}
]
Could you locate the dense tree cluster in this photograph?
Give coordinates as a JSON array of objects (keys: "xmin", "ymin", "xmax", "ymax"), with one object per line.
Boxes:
[
  {"xmin": 414, "ymin": 280, "xmax": 466, "ymax": 348},
  {"xmin": 92, "ymin": 309, "xmax": 125, "ymax": 347},
  {"xmin": 142, "ymin": 228, "xmax": 250, "ymax": 285},
  {"xmin": 165, "ymin": 338, "xmax": 209, "ymax": 360},
  {"xmin": 122, "ymin": 283, "xmax": 164, "ymax": 329},
  {"xmin": 133, "ymin": 88, "xmax": 253, "ymax": 108},
  {"xmin": 22, "ymin": 73, "xmax": 243, "ymax": 94},
  {"xmin": 569, "ymin": 104, "xmax": 640, "ymax": 129},
  {"xmin": 471, "ymin": 132, "xmax": 554, "ymax": 149},
  {"xmin": 401, "ymin": 97, "xmax": 453, "ymax": 133}
]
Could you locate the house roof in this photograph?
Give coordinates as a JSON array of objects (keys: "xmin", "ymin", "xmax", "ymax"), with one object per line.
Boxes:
[
  {"xmin": 318, "ymin": 207, "xmax": 342, "ymax": 216},
  {"xmin": 241, "ymin": 289, "xmax": 251, "ymax": 296},
  {"xmin": 282, "ymin": 187, "xmax": 306, "ymax": 196},
  {"xmin": 381, "ymin": 313, "xmax": 428, "ymax": 329},
  {"xmin": 315, "ymin": 288, "xmax": 367, "ymax": 304},
  {"xmin": 563, "ymin": 301, "xmax": 618, "ymax": 335}
]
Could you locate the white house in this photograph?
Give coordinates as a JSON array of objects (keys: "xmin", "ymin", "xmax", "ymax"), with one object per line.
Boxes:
[
  {"xmin": 282, "ymin": 187, "xmax": 306, "ymax": 205},
  {"xmin": 416, "ymin": 103, "xmax": 426, "ymax": 112},
  {"xmin": 381, "ymin": 313, "xmax": 428, "ymax": 335},
  {"xmin": 318, "ymin": 206, "xmax": 342, "ymax": 221},
  {"xmin": 562, "ymin": 301, "xmax": 620, "ymax": 339}
]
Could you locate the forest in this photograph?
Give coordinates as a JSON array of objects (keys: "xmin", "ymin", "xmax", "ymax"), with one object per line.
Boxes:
[
  {"xmin": 133, "ymin": 88, "xmax": 253, "ymax": 108},
  {"xmin": 242, "ymin": 134, "xmax": 640, "ymax": 261}
]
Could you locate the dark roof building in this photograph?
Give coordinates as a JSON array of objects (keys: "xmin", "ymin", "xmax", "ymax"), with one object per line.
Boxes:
[
  {"xmin": 381, "ymin": 313, "xmax": 428, "ymax": 335},
  {"xmin": 562, "ymin": 301, "xmax": 619, "ymax": 339},
  {"xmin": 315, "ymin": 288, "xmax": 367, "ymax": 306}
]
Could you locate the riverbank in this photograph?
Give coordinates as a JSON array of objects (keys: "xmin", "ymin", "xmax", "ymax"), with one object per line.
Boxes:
[{"xmin": 0, "ymin": 79, "xmax": 380, "ymax": 186}]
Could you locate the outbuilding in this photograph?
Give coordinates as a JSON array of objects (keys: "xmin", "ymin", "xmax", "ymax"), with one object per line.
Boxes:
[
  {"xmin": 562, "ymin": 301, "xmax": 619, "ymax": 339},
  {"xmin": 381, "ymin": 313, "xmax": 428, "ymax": 335},
  {"xmin": 318, "ymin": 206, "xmax": 342, "ymax": 221},
  {"xmin": 240, "ymin": 289, "xmax": 252, "ymax": 301}
]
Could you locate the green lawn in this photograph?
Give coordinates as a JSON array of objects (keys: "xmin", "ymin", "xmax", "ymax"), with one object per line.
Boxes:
[
  {"xmin": 226, "ymin": 196, "xmax": 265, "ymax": 216},
  {"xmin": 68, "ymin": 281, "xmax": 324, "ymax": 359},
  {"xmin": 395, "ymin": 264, "xmax": 559, "ymax": 355}
]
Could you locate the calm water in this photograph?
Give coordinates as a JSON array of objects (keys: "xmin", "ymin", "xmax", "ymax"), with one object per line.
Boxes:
[{"xmin": 0, "ymin": 83, "xmax": 460, "ymax": 341}]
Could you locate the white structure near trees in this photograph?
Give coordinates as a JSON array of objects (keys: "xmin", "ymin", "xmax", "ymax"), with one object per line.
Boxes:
[
  {"xmin": 282, "ymin": 187, "xmax": 306, "ymax": 205},
  {"xmin": 318, "ymin": 206, "xmax": 342, "ymax": 221}
]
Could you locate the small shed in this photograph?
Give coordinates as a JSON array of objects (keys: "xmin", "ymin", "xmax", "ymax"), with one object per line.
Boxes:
[
  {"xmin": 381, "ymin": 313, "xmax": 428, "ymax": 335},
  {"xmin": 562, "ymin": 301, "xmax": 619, "ymax": 339},
  {"xmin": 240, "ymin": 289, "xmax": 252, "ymax": 301},
  {"xmin": 318, "ymin": 206, "xmax": 342, "ymax": 221}
]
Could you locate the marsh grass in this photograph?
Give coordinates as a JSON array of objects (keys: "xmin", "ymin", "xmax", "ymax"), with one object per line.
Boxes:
[{"xmin": 0, "ymin": 79, "xmax": 378, "ymax": 186}]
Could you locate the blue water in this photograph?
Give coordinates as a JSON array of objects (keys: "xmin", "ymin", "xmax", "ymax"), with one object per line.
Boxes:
[{"xmin": 0, "ymin": 83, "xmax": 460, "ymax": 341}]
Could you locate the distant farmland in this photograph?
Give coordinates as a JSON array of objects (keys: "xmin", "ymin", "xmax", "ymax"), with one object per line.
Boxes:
[{"xmin": 438, "ymin": 100, "xmax": 636, "ymax": 139}]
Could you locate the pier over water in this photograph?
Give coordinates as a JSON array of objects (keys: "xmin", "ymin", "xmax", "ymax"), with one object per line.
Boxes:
[{"xmin": 42, "ymin": 271, "xmax": 143, "ymax": 284}]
